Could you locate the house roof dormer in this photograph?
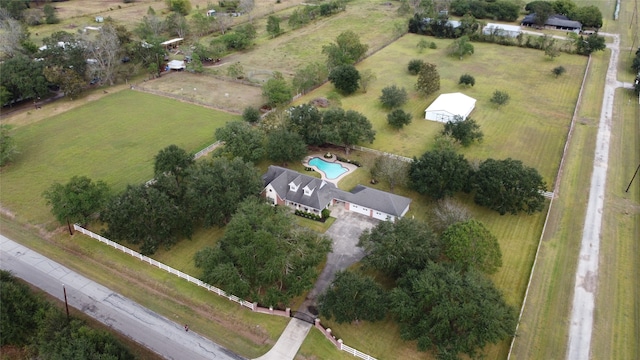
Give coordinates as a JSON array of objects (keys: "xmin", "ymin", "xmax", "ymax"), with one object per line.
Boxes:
[
  {"xmin": 303, "ymin": 184, "xmax": 315, "ymax": 196},
  {"xmin": 288, "ymin": 180, "xmax": 300, "ymax": 192}
]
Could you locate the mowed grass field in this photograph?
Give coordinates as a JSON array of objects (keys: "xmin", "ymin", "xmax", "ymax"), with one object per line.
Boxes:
[
  {"xmin": 0, "ymin": 90, "xmax": 238, "ymax": 225},
  {"xmin": 297, "ymin": 33, "xmax": 587, "ymax": 186}
]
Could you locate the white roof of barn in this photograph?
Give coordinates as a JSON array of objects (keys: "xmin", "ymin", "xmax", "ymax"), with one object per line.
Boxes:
[
  {"xmin": 425, "ymin": 93, "xmax": 476, "ymax": 119},
  {"xmin": 161, "ymin": 38, "xmax": 184, "ymax": 46},
  {"xmin": 484, "ymin": 23, "xmax": 522, "ymax": 32}
]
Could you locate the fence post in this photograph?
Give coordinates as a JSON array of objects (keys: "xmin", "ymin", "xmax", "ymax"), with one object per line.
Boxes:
[{"xmin": 338, "ymin": 339, "xmax": 343, "ymax": 350}]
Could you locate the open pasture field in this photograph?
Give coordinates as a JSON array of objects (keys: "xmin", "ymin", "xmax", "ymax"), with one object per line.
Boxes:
[
  {"xmin": 137, "ymin": 71, "xmax": 264, "ymax": 113},
  {"xmin": 296, "ymin": 33, "xmax": 588, "ymax": 187},
  {"xmin": 200, "ymin": 0, "xmax": 405, "ymax": 79},
  {"xmin": 0, "ymin": 90, "xmax": 238, "ymax": 225}
]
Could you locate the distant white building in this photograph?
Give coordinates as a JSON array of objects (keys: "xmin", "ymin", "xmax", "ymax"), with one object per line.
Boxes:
[
  {"xmin": 483, "ymin": 23, "xmax": 522, "ymax": 38},
  {"xmin": 206, "ymin": 9, "xmax": 216, "ymax": 16},
  {"xmin": 425, "ymin": 93, "xmax": 476, "ymax": 123},
  {"xmin": 167, "ymin": 60, "xmax": 186, "ymax": 70}
]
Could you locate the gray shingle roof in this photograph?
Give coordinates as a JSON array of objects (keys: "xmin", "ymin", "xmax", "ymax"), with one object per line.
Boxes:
[
  {"xmin": 262, "ymin": 166, "xmax": 336, "ymax": 211},
  {"xmin": 263, "ymin": 166, "xmax": 412, "ymax": 217}
]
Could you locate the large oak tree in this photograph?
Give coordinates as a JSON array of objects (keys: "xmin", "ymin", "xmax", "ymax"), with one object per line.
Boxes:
[
  {"xmin": 194, "ymin": 198, "xmax": 331, "ymax": 307},
  {"xmin": 390, "ymin": 263, "xmax": 517, "ymax": 359},
  {"xmin": 409, "ymin": 148, "xmax": 472, "ymax": 199},
  {"xmin": 358, "ymin": 217, "xmax": 441, "ymax": 280},
  {"xmin": 473, "ymin": 158, "xmax": 547, "ymax": 215}
]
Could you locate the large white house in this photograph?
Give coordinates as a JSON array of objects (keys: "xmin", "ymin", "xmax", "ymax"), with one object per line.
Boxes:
[
  {"xmin": 262, "ymin": 166, "xmax": 411, "ymax": 221},
  {"xmin": 424, "ymin": 92, "xmax": 476, "ymax": 123}
]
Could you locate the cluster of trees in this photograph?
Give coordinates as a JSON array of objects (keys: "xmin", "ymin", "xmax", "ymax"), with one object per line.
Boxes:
[
  {"xmin": 288, "ymin": 0, "xmax": 347, "ymax": 29},
  {"xmin": 194, "ymin": 198, "xmax": 331, "ymax": 307},
  {"xmin": 410, "ymin": 148, "xmax": 547, "ymax": 215},
  {"xmin": 1, "ymin": 270, "xmax": 135, "ymax": 359},
  {"xmin": 450, "ymin": 0, "xmax": 520, "ymax": 22},
  {"xmin": 279, "ymin": 103, "xmax": 375, "ymax": 154},
  {"xmin": 42, "ymin": 145, "xmax": 264, "ymax": 255},
  {"xmin": 409, "ymin": 13, "xmax": 481, "ymax": 39},
  {"xmin": 525, "ymin": 0, "xmax": 603, "ymax": 29},
  {"xmin": 319, "ymin": 214, "xmax": 516, "ymax": 359},
  {"xmin": 323, "ymin": 30, "xmax": 369, "ymax": 95},
  {"xmin": 378, "ymin": 85, "xmax": 412, "ymax": 129},
  {"xmin": 0, "ymin": 0, "xmax": 59, "ymax": 25}
]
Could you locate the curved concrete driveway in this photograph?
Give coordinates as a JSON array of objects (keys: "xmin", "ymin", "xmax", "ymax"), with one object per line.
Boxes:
[{"xmin": 0, "ymin": 235, "xmax": 244, "ymax": 360}]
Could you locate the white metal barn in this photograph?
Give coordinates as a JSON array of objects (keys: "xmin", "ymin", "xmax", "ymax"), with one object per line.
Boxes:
[
  {"xmin": 424, "ymin": 93, "xmax": 476, "ymax": 123},
  {"xmin": 482, "ymin": 23, "xmax": 522, "ymax": 37}
]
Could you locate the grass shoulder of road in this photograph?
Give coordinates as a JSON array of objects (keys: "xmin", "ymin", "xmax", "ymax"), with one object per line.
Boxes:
[
  {"xmin": 591, "ymin": 88, "xmax": 640, "ymax": 359},
  {"xmin": 0, "ymin": 216, "xmax": 288, "ymax": 359},
  {"xmin": 509, "ymin": 48, "xmax": 608, "ymax": 359}
]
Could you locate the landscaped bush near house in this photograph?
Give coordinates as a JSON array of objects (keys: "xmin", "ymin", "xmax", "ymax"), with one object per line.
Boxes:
[
  {"xmin": 336, "ymin": 155, "xmax": 362, "ymax": 167},
  {"xmin": 321, "ymin": 208, "xmax": 331, "ymax": 219},
  {"xmin": 294, "ymin": 209, "xmax": 325, "ymax": 222}
]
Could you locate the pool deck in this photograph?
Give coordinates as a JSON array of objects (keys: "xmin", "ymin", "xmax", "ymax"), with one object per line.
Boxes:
[{"xmin": 303, "ymin": 154, "xmax": 358, "ymax": 185}]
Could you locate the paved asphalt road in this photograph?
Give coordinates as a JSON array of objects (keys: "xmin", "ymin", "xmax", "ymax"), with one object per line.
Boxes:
[{"xmin": 0, "ymin": 235, "xmax": 245, "ymax": 360}]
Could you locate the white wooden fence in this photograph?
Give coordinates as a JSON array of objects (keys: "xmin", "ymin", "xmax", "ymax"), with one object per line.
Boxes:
[
  {"xmin": 348, "ymin": 145, "xmax": 413, "ymax": 163},
  {"xmin": 73, "ymin": 225, "xmax": 256, "ymax": 311},
  {"xmin": 193, "ymin": 140, "xmax": 222, "ymax": 159},
  {"xmin": 74, "ymin": 225, "xmax": 379, "ymax": 359}
]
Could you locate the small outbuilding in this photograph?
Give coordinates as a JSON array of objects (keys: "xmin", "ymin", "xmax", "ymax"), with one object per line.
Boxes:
[
  {"xmin": 167, "ymin": 60, "xmax": 186, "ymax": 70},
  {"xmin": 482, "ymin": 23, "xmax": 522, "ymax": 37},
  {"xmin": 424, "ymin": 93, "xmax": 476, "ymax": 123}
]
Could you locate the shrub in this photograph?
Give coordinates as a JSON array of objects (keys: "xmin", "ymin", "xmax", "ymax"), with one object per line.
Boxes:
[
  {"xmin": 379, "ymin": 85, "xmax": 408, "ymax": 109},
  {"xmin": 552, "ymin": 66, "xmax": 566, "ymax": 78},
  {"xmin": 243, "ymin": 106, "xmax": 261, "ymax": 123},
  {"xmin": 459, "ymin": 74, "xmax": 475, "ymax": 87},
  {"xmin": 407, "ymin": 59, "xmax": 425, "ymax": 75}
]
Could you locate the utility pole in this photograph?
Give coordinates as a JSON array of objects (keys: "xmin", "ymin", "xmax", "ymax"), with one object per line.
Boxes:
[
  {"xmin": 625, "ymin": 163, "xmax": 640, "ymax": 192},
  {"xmin": 63, "ymin": 284, "xmax": 70, "ymax": 320}
]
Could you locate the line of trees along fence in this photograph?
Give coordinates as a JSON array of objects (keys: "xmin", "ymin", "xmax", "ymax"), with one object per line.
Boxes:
[{"xmin": 73, "ymin": 225, "xmax": 377, "ymax": 360}]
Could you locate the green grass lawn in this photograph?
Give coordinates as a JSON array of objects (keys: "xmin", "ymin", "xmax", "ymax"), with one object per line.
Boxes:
[
  {"xmin": 0, "ymin": 90, "xmax": 238, "ymax": 225},
  {"xmin": 296, "ymin": 33, "xmax": 588, "ymax": 187}
]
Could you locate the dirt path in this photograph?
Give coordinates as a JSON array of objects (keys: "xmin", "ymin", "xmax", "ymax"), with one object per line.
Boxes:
[{"xmin": 565, "ymin": 34, "xmax": 622, "ymax": 360}]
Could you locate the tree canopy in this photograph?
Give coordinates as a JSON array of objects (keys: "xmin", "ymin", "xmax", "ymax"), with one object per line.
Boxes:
[
  {"xmin": 370, "ymin": 155, "xmax": 410, "ymax": 192},
  {"xmin": 390, "ymin": 264, "xmax": 517, "ymax": 358},
  {"xmin": 286, "ymin": 103, "xmax": 326, "ymax": 146},
  {"xmin": 318, "ymin": 270, "xmax": 388, "ymax": 324},
  {"xmin": 379, "ymin": 85, "xmax": 408, "ymax": 109},
  {"xmin": 262, "ymin": 71, "xmax": 292, "ymax": 107},
  {"xmin": 265, "ymin": 128, "xmax": 308, "ymax": 165},
  {"xmin": 441, "ymin": 219, "xmax": 503, "ymax": 274},
  {"xmin": 447, "ymin": 36, "xmax": 474, "ymax": 59},
  {"xmin": 194, "ymin": 198, "xmax": 331, "ymax": 307},
  {"xmin": 358, "ymin": 217, "xmax": 441, "ymax": 280},
  {"xmin": 1, "ymin": 271, "xmax": 135, "ymax": 359},
  {"xmin": 43, "ymin": 176, "xmax": 111, "ymax": 228},
  {"xmin": 415, "ymin": 62, "xmax": 440, "ymax": 96},
  {"xmin": 442, "ymin": 116, "xmax": 483, "ymax": 147},
  {"xmin": 184, "ymin": 157, "xmax": 263, "ymax": 227},
  {"xmin": 0, "ymin": 124, "xmax": 18, "ymax": 167},
  {"xmin": 490, "ymin": 90, "xmax": 510, "ymax": 108},
  {"xmin": 101, "ymin": 183, "xmax": 187, "ymax": 255},
  {"xmin": 322, "ymin": 30, "xmax": 369, "ymax": 69},
  {"xmin": 215, "ymin": 121, "xmax": 265, "ymax": 163},
  {"xmin": 322, "ymin": 107, "xmax": 375, "ymax": 154},
  {"xmin": 154, "ymin": 144, "xmax": 195, "ymax": 183},
  {"xmin": 387, "ymin": 109, "xmax": 412, "ymax": 130},
  {"xmin": 409, "ymin": 148, "xmax": 472, "ymax": 199},
  {"xmin": 328, "ymin": 64, "xmax": 361, "ymax": 95},
  {"xmin": 473, "ymin": 158, "xmax": 547, "ymax": 215}
]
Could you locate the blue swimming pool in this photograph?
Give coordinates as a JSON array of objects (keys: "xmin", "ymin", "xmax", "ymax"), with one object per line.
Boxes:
[{"xmin": 309, "ymin": 157, "xmax": 348, "ymax": 180}]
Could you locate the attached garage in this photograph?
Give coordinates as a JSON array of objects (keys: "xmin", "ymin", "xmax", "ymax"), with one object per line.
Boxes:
[{"xmin": 424, "ymin": 92, "xmax": 476, "ymax": 123}]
